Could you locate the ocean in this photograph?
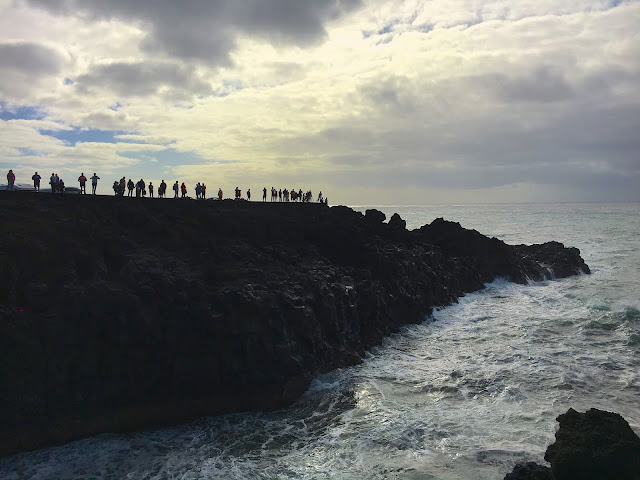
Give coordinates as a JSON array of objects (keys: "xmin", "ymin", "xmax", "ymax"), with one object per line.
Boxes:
[{"xmin": 2, "ymin": 202, "xmax": 639, "ymax": 480}]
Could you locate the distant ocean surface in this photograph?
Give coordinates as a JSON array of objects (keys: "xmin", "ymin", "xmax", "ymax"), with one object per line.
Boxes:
[{"xmin": 2, "ymin": 202, "xmax": 639, "ymax": 480}]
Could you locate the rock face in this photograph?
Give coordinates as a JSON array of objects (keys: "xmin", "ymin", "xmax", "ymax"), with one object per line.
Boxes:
[
  {"xmin": 0, "ymin": 194, "xmax": 589, "ymax": 457},
  {"xmin": 545, "ymin": 408, "xmax": 640, "ymax": 480},
  {"xmin": 504, "ymin": 408, "xmax": 640, "ymax": 480},
  {"xmin": 504, "ymin": 462, "xmax": 554, "ymax": 480}
]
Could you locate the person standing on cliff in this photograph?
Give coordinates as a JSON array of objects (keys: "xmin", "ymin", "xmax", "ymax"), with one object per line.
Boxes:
[
  {"xmin": 90, "ymin": 173, "xmax": 100, "ymax": 194},
  {"xmin": 180, "ymin": 182, "xmax": 187, "ymax": 198},
  {"xmin": 247, "ymin": 188, "xmax": 251, "ymax": 201},
  {"xmin": 263, "ymin": 187, "xmax": 267, "ymax": 201},
  {"xmin": 6, "ymin": 169, "xmax": 15, "ymax": 190},
  {"xmin": 202, "ymin": 183, "xmax": 206, "ymax": 199},
  {"xmin": 173, "ymin": 181, "xmax": 179, "ymax": 198},
  {"xmin": 78, "ymin": 173, "xmax": 87, "ymax": 194},
  {"xmin": 32, "ymin": 172, "xmax": 41, "ymax": 192},
  {"xmin": 127, "ymin": 178, "xmax": 134, "ymax": 196}
]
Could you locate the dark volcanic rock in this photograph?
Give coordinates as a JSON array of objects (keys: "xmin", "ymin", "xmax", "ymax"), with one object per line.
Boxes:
[
  {"xmin": 0, "ymin": 193, "xmax": 589, "ymax": 457},
  {"xmin": 504, "ymin": 462, "xmax": 555, "ymax": 480},
  {"xmin": 364, "ymin": 208, "xmax": 386, "ymax": 225},
  {"xmin": 388, "ymin": 213, "xmax": 406, "ymax": 230},
  {"xmin": 545, "ymin": 408, "xmax": 640, "ymax": 480}
]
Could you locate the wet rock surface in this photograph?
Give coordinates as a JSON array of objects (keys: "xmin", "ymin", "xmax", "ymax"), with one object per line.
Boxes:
[
  {"xmin": 504, "ymin": 408, "xmax": 640, "ymax": 480},
  {"xmin": 0, "ymin": 193, "xmax": 589, "ymax": 457}
]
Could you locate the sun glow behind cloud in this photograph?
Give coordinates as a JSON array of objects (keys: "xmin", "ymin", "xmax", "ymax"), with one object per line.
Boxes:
[{"xmin": 0, "ymin": 0, "xmax": 638, "ymax": 203}]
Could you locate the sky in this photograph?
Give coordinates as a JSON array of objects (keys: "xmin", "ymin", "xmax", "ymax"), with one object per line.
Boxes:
[{"xmin": 0, "ymin": 0, "xmax": 638, "ymax": 204}]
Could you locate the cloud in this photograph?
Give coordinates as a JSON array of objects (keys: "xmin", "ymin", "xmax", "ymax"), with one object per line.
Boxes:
[
  {"xmin": 74, "ymin": 62, "xmax": 213, "ymax": 98},
  {"xmin": 1, "ymin": 0, "xmax": 639, "ymax": 203},
  {"xmin": 25, "ymin": 0, "xmax": 363, "ymax": 64},
  {"xmin": 0, "ymin": 42, "xmax": 66, "ymax": 99}
]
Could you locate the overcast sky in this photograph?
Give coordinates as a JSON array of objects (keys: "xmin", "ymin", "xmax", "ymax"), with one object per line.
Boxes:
[{"xmin": 1, "ymin": 0, "xmax": 638, "ymax": 204}]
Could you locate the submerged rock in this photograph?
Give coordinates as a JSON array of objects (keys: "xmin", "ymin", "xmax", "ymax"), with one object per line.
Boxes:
[{"xmin": 0, "ymin": 193, "xmax": 590, "ymax": 457}]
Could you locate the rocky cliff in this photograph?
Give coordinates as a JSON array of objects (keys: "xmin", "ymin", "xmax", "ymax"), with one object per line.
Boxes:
[{"xmin": 0, "ymin": 193, "xmax": 589, "ymax": 457}]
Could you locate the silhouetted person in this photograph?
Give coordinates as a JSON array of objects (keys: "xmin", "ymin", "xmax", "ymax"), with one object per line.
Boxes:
[
  {"xmin": 173, "ymin": 181, "xmax": 179, "ymax": 198},
  {"xmin": 202, "ymin": 184, "xmax": 206, "ymax": 199},
  {"xmin": 127, "ymin": 178, "xmax": 134, "ymax": 196},
  {"xmin": 78, "ymin": 173, "xmax": 87, "ymax": 194},
  {"xmin": 6, "ymin": 170, "xmax": 15, "ymax": 190},
  {"xmin": 181, "ymin": 182, "xmax": 187, "ymax": 198},
  {"xmin": 263, "ymin": 187, "xmax": 267, "ymax": 201},
  {"xmin": 149, "ymin": 182, "xmax": 154, "ymax": 198},
  {"xmin": 247, "ymin": 188, "xmax": 251, "ymax": 201},
  {"xmin": 32, "ymin": 172, "xmax": 41, "ymax": 191},
  {"xmin": 90, "ymin": 173, "xmax": 100, "ymax": 194}
]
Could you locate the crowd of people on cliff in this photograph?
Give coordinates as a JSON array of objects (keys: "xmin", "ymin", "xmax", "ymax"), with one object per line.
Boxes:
[{"xmin": 5, "ymin": 169, "xmax": 328, "ymax": 204}]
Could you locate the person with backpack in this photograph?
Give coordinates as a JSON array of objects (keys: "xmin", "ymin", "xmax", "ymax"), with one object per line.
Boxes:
[
  {"xmin": 78, "ymin": 173, "xmax": 88, "ymax": 194},
  {"xmin": 90, "ymin": 173, "xmax": 100, "ymax": 194},
  {"xmin": 6, "ymin": 170, "xmax": 15, "ymax": 190},
  {"xmin": 32, "ymin": 172, "xmax": 41, "ymax": 191}
]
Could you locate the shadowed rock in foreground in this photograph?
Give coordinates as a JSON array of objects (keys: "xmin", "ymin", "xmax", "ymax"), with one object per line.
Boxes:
[
  {"xmin": 0, "ymin": 193, "xmax": 589, "ymax": 457},
  {"xmin": 505, "ymin": 408, "xmax": 640, "ymax": 480}
]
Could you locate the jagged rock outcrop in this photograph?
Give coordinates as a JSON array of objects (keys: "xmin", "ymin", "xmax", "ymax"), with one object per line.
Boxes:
[
  {"xmin": 546, "ymin": 408, "xmax": 640, "ymax": 480},
  {"xmin": 0, "ymin": 193, "xmax": 589, "ymax": 457},
  {"xmin": 504, "ymin": 408, "xmax": 640, "ymax": 480}
]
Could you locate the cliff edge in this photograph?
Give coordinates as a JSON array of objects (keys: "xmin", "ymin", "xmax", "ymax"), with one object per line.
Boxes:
[{"xmin": 0, "ymin": 193, "xmax": 589, "ymax": 457}]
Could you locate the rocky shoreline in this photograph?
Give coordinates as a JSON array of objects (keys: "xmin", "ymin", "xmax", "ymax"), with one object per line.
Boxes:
[{"xmin": 0, "ymin": 193, "xmax": 590, "ymax": 457}]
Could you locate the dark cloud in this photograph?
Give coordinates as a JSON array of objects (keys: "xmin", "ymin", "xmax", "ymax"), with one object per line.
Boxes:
[
  {"xmin": 74, "ymin": 62, "xmax": 213, "ymax": 98},
  {"xmin": 0, "ymin": 42, "xmax": 63, "ymax": 74},
  {"xmin": 26, "ymin": 0, "xmax": 363, "ymax": 64},
  {"xmin": 0, "ymin": 42, "xmax": 65, "ymax": 99},
  {"xmin": 275, "ymin": 64, "xmax": 640, "ymax": 201},
  {"xmin": 481, "ymin": 66, "xmax": 575, "ymax": 103}
]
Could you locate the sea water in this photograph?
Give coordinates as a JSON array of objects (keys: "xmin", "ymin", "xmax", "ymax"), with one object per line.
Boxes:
[{"xmin": 2, "ymin": 202, "xmax": 639, "ymax": 480}]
